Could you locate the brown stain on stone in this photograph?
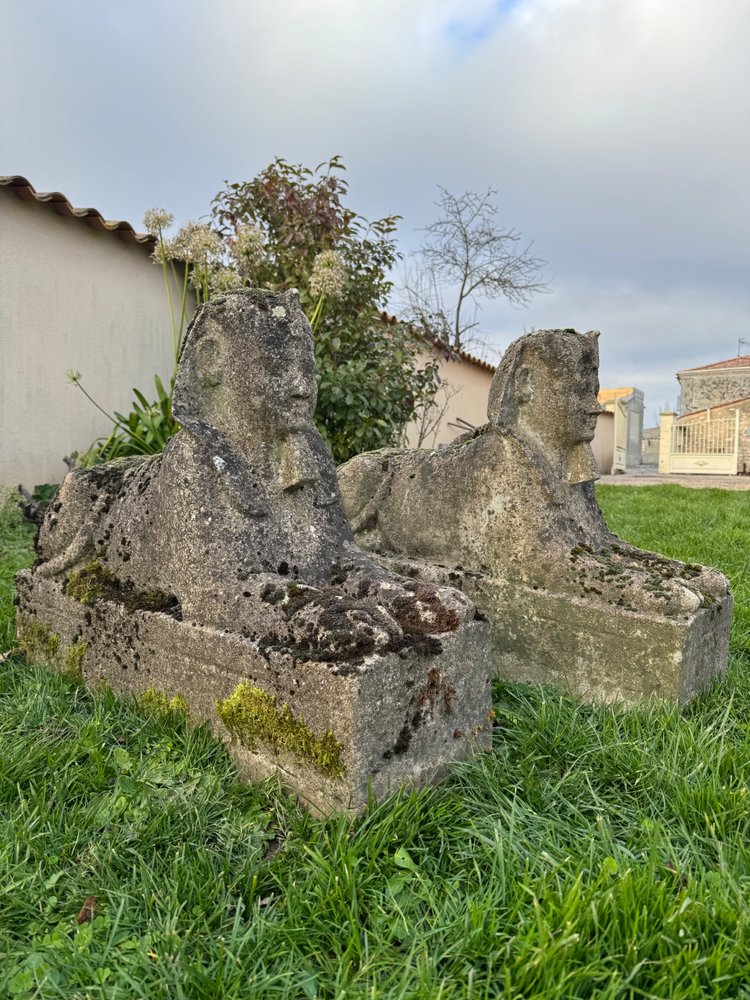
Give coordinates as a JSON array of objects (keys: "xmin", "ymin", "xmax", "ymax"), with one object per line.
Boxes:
[
  {"xmin": 390, "ymin": 583, "xmax": 460, "ymax": 636},
  {"xmin": 383, "ymin": 665, "xmax": 457, "ymax": 760}
]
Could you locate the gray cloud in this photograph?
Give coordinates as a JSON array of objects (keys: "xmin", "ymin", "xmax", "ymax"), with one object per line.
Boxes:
[{"xmin": 2, "ymin": 0, "xmax": 748, "ymax": 424}]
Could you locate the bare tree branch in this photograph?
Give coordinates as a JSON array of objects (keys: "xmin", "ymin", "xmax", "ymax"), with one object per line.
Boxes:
[
  {"xmin": 412, "ymin": 380, "xmax": 462, "ymax": 449},
  {"xmin": 401, "ymin": 187, "xmax": 548, "ymax": 350}
]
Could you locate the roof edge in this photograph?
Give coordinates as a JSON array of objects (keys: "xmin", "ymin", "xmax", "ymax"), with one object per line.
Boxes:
[
  {"xmin": 378, "ymin": 310, "xmax": 497, "ymax": 373},
  {"xmin": 678, "ymin": 356, "xmax": 750, "ymax": 374},
  {"xmin": 0, "ymin": 175, "xmax": 155, "ymax": 247}
]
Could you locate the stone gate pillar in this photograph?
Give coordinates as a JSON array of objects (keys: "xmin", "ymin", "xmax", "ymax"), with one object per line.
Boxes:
[{"xmin": 658, "ymin": 411, "xmax": 676, "ymax": 474}]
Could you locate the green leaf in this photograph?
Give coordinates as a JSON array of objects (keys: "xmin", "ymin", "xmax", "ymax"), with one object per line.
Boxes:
[
  {"xmin": 154, "ymin": 374, "xmax": 169, "ymax": 402},
  {"xmin": 43, "ymin": 871, "xmax": 64, "ymax": 890},
  {"xmin": 393, "ymin": 846, "xmax": 417, "ymax": 871},
  {"xmin": 299, "ymin": 974, "xmax": 319, "ymax": 999}
]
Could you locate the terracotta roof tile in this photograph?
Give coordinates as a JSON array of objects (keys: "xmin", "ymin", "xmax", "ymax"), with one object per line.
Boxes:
[
  {"xmin": 679, "ymin": 356, "xmax": 750, "ymax": 373},
  {"xmin": 0, "ymin": 175, "xmax": 155, "ymax": 247},
  {"xmin": 378, "ymin": 310, "xmax": 497, "ymax": 373}
]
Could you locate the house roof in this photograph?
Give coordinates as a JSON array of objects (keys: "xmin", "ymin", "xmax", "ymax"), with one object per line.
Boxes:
[
  {"xmin": 0, "ymin": 175, "xmax": 156, "ymax": 248},
  {"xmin": 598, "ymin": 386, "xmax": 637, "ymax": 404},
  {"xmin": 679, "ymin": 356, "xmax": 750, "ymax": 374},
  {"xmin": 378, "ymin": 310, "xmax": 497, "ymax": 373}
]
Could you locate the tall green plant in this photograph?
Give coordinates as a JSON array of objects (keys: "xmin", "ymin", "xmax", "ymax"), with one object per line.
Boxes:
[
  {"xmin": 66, "ymin": 372, "xmax": 178, "ymax": 466},
  {"xmin": 67, "ymin": 211, "xmax": 193, "ymax": 464}
]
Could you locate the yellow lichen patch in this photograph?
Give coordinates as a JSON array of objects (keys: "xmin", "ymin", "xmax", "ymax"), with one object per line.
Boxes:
[
  {"xmin": 139, "ymin": 688, "xmax": 189, "ymax": 717},
  {"xmin": 216, "ymin": 682, "xmax": 345, "ymax": 779}
]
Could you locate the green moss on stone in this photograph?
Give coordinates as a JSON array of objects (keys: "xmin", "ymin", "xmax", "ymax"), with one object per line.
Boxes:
[
  {"xmin": 17, "ymin": 617, "xmax": 86, "ymax": 680},
  {"xmin": 66, "ymin": 561, "xmax": 181, "ymax": 618},
  {"xmin": 17, "ymin": 616, "xmax": 61, "ymax": 663},
  {"xmin": 140, "ymin": 688, "xmax": 189, "ymax": 716},
  {"xmin": 62, "ymin": 640, "xmax": 87, "ymax": 680},
  {"xmin": 122, "ymin": 589, "xmax": 180, "ymax": 615},
  {"xmin": 66, "ymin": 560, "xmax": 118, "ymax": 605},
  {"xmin": 216, "ymin": 681, "xmax": 345, "ymax": 779},
  {"xmin": 260, "ymin": 583, "xmax": 284, "ymax": 605}
]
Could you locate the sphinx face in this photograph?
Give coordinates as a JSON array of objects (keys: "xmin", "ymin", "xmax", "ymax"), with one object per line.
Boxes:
[
  {"xmin": 177, "ymin": 291, "xmax": 319, "ymax": 443},
  {"xmin": 538, "ymin": 339, "xmax": 602, "ymax": 448},
  {"xmin": 250, "ymin": 327, "xmax": 318, "ymax": 436},
  {"xmin": 496, "ymin": 331, "xmax": 603, "ymax": 451}
]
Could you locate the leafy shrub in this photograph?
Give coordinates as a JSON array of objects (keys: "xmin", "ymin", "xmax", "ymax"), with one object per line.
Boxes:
[
  {"xmin": 70, "ymin": 157, "xmax": 439, "ymax": 466},
  {"xmin": 211, "ymin": 157, "xmax": 440, "ymax": 461}
]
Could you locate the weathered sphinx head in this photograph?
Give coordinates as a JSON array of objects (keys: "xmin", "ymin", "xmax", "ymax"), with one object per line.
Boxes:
[
  {"xmin": 487, "ymin": 329, "xmax": 603, "ymax": 453},
  {"xmin": 172, "ymin": 288, "xmax": 318, "ymax": 444}
]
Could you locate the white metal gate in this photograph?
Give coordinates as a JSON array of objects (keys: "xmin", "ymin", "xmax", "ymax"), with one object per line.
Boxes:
[{"xmin": 667, "ymin": 410, "xmax": 740, "ymax": 474}]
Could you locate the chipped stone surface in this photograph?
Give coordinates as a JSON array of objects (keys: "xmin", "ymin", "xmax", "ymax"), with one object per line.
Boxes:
[
  {"xmin": 17, "ymin": 289, "xmax": 492, "ymax": 812},
  {"xmin": 339, "ymin": 329, "xmax": 733, "ymax": 705}
]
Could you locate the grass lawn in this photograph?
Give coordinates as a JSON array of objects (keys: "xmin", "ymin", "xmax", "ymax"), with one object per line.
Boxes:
[{"xmin": 1, "ymin": 485, "xmax": 750, "ymax": 999}]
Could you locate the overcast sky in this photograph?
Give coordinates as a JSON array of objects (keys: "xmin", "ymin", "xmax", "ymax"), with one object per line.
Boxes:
[{"xmin": 3, "ymin": 0, "xmax": 748, "ymax": 425}]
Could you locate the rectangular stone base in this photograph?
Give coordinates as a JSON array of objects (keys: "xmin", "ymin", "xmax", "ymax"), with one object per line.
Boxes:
[
  {"xmin": 15, "ymin": 571, "xmax": 493, "ymax": 815},
  {"xmin": 374, "ymin": 558, "xmax": 732, "ymax": 706}
]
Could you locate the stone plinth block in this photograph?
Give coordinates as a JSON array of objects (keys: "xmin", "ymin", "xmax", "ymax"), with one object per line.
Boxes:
[
  {"xmin": 16, "ymin": 572, "xmax": 493, "ymax": 816},
  {"xmin": 339, "ymin": 329, "xmax": 733, "ymax": 705},
  {"xmin": 369, "ymin": 556, "xmax": 732, "ymax": 706}
]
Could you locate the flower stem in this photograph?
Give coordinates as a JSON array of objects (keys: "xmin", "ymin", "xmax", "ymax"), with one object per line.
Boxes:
[
  {"xmin": 310, "ymin": 293, "xmax": 326, "ymax": 333},
  {"xmin": 158, "ymin": 230, "xmax": 178, "ymax": 366},
  {"xmin": 70, "ymin": 380, "xmax": 151, "ymax": 453},
  {"xmin": 71, "ymin": 380, "xmax": 118, "ymax": 427}
]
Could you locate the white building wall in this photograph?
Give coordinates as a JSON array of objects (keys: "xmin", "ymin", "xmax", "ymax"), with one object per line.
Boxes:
[{"xmin": 0, "ymin": 191, "xmax": 194, "ymax": 486}]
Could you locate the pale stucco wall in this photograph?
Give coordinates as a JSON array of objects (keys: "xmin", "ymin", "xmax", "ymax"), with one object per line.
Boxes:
[
  {"xmin": 591, "ymin": 411, "xmax": 614, "ymax": 474},
  {"xmin": 405, "ymin": 350, "xmax": 495, "ymax": 448},
  {"xmin": 0, "ymin": 190, "xmax": 195, "ymax": 487}
]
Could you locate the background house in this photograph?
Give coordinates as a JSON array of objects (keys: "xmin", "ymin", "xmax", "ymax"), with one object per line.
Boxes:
[
  {"xmin": 659, "ymin": 355, "xmax": 750, "ymax": 475},
  {"xmin": 1, "ymin": 176, "xmax": 190, "ymax": 488},
  {"xmin": 641, "ymin": 426, "xmax": 660, "ymax": 465},
  {"xmin": 677, "ymin": 356, "xmax": 750, "ymax": 414}
]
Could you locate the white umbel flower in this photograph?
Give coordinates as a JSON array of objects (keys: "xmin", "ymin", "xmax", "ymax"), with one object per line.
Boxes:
[
  {"xmin": 143, "ymin": 208, "xmax": 174, "ymax": 236},
  {"xmin": 209, "ymin": 268, "xmax": 244, "ymax": 294},
  {"xmin": 173, "ymin": 221, "xmax": 224, "ymax": 263},
  {"xmin": 309, "ymin": 250, "xmax": 346, "ymax": 300},
  {"xmin": 232, "ymin": 224, "xmax": 266, "ymax": 278}
]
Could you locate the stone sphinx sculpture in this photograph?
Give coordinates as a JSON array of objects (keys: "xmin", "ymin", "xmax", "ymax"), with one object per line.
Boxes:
[
  {"xmin": 16, "ymin": 289, "xmax": 493, "ymax": 814},
  {"xmin": 339, "ymin": 329, "xmax": 732, "ymax": 705}
]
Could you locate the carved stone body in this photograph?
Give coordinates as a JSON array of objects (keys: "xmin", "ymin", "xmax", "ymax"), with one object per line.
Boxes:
[
  {"xmin": 17, "ymin": 289, "xmax": 493, "ymax": 813},
  {"xmin": 339, "ymin": 329, "xmax": 732, "ymax": 705}
]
